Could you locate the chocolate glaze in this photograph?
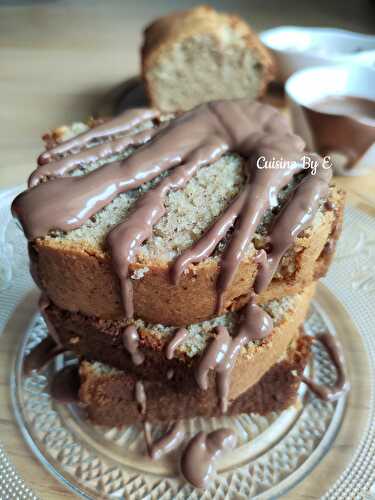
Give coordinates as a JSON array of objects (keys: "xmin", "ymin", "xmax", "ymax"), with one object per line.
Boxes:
[
  {"xmin": 149, "ymin": 421, "xmax": 185, "ymax": 460},
  {"xmin": 171, "ymin": 188, "xmax": 248, "ymax": 287},
  {"xmin": 165, "ymin": 328, "xmax": 188, "ymax": 360},
  {"xmin": 37, "ymin": 108, "xmax": 158, "ymax": 166},
  {"xmin": 50, "ymin": 365, "xmax": 80, "ymax": 403},
  {"xmin": 254, "ymin": 159, "xmax": 331, "ymax": 293},
  {"xmin": 303, "ymin": 96, "xmax": 375, "ymax": 170},
  {"xmin": 196, "ymin": 302, "xmax": 272, "ymax": 413},
  {"xmin": 23, "ymin": 336, "xmax": 66, "ymax": 376},
  {"xmin": 122, "ymin": 325, "xmax": 145, "ymax": 365},
  {"xmin": 29, "ymin": 127, "xmax": 158, "ymax": 187},
  {"xmin": 180, "ymin": 428, "xmax": 236, "ymax": 488},
  {"xmin": 302, "ymin": 332, "xmax": 350, "ymax": 401},
  {"xmin": 12, "ymin": 99, "xmax": 331, "ymax": 347}
]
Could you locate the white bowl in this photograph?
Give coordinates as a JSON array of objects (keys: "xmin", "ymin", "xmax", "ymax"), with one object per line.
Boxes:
[
  {"xmin": 260, "ymin": 26, "xmax": 375, "ymax": 82},
  {"xmin": 285, "ymin": 64, "xmax": 375, "ymax": 176}
]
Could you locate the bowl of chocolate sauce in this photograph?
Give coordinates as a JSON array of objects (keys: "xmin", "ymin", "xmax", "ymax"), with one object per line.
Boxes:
[{"xmin": 286, "ymin": 64, "xmax": 375, "ymax": 175}]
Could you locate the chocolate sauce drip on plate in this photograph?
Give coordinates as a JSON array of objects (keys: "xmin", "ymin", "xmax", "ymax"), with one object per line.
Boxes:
[
  {"xmin": 143, "ymin": 421, "xmax": 153, "ymax": 455},
  {"xmin": 23, "ymin": 336, "xmax": 66, "ymax": 376},
  {"xmin": 12, "ymin": 99, "xmax": 331, "ymax": 327},
  {"xmin": 50, "ymin": 365, "xmax": 80, "ymax": 404},
  {"xmin": 165, "ymin": 328, "xmax": 189, "ymax": 360},
  {"xmin": 122, "ymin": 325, "xmax": 145, "ymax": 365},
  {"xmin": 302, "ymin": 332, "xmax": 350, "ymax": 401},
  {"xmin": 149, "ymin": 421, "xmax": 185, "ymax": 460},
  {"xmin": 180, "ymin": 428, "xmax": 236, "ymax": 488},
  {"xmin": 196, "ymin": 301, "xmax": 272, "ymax": 413}
]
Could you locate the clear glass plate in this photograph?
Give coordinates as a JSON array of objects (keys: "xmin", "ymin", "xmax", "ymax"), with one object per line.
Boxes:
[{"xmin": 10, "ymin": 286, "xmax": 355, "ymax": 500}]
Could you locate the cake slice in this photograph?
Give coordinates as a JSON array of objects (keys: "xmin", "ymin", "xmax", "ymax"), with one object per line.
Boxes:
[
  {"xmin": 45, "ymin": 285, "xmax": 315, "ymax": 427},
  {"xmin": 20, "ymin": 112, "xmax": 344, "ymax": 326},
  {"xmin": 142, "ymin": 6, "xmax": 275, "ymax": 112},
  {"xmin": 79, "ymin": 334, "xmax": 311, "ymax": 427},
  {"xmin": 47, "ymin": 285, "xmax": 314, "ymax": 385}
]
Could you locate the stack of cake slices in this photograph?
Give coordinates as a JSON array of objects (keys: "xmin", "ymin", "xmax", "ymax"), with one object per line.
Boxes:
[{"xmin": 13, "ymin": 100, "xmax": 345, "ymax": 448}]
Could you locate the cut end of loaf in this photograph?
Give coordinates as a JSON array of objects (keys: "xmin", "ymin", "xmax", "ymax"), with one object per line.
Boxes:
[
  {"xmin": 142, "ymin": 6, "xmax": 274, "ymax": 112},
  {"xmin": 145, "ymin": 34, "xmax": 268, "ymax": 112}
]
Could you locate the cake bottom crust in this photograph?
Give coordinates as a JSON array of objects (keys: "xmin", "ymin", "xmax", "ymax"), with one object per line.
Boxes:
[{"xmin": 79, "ymin": 335, "xmax": 312, "ymax": 427}]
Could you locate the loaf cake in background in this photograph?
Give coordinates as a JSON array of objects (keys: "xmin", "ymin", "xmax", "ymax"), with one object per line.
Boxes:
[{"xmin": 142, "ymin": 6, "xmax": 275, "ymax": 112}]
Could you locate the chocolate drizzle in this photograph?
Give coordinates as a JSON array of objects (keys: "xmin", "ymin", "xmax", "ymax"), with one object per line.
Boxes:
[
  {"xmin": 195, "ymin": 301, "xmax": 273, "ymax": 413},
  {"xmin": 122, "ymin": 325, "xmax": 145, "ymax": 365},
  {"xmin": 12, "ymin": 100, "xmax": 331, "ymax": 324},
  {"xmin": 149, "ymin": 421, "xmax": 185, "ymax": 460},
  {"xmin": 180, "ymin": 428, "xmax": 236, "ymax": 488},
  {"xmin": 165, "ymin": 328, "xmax": 188, "ymax": 360},
  {"xmin": 302, "ymin": 332, "xmax": 350, "ymax": 401},
  {"xmin": 254, "ymin": 160, "xmax": 331, "ymax": 293},
  {"xmin": 29, "ymin": 127, "xmax": 159, "ymax": 188},
  {"xmin": 37, "ymin": 108, "xmax": 159, "ymax": 167}
]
